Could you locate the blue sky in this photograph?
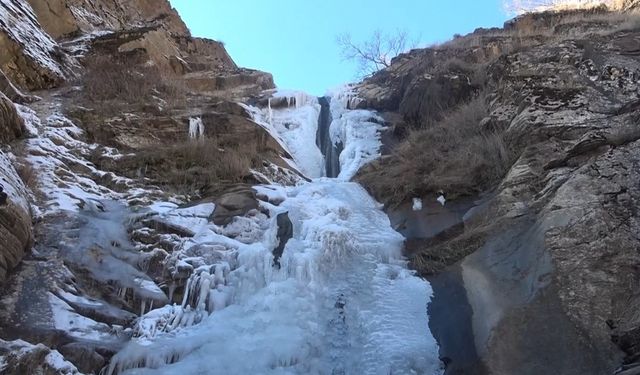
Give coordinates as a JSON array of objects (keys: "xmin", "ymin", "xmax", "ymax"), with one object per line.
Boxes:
[{"xmin": 169, "ymin": 1, "xmax": 510, "ymax": 96}]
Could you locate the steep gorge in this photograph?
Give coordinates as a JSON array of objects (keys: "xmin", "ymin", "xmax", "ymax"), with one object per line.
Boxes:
[{"xmin": 1, "ymin": 1, "xmax": 640, "ymax": 374}]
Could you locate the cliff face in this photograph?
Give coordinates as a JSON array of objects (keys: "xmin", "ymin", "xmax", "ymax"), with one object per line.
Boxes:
[
  {"xmin": 358, "ymin": 7, "xmax": 640, "ymax": 375},
  {"xmin": 3, "ymin": 0, "xmax": 640, "ymax": 374},
  {"xmin": 26, "ymin": 0, "xmax": 190, "ymax": 39},
  {"xmin": 0, "ymin": 107, "xmax": 31, "ymax": 283},
  {"xmin": 0, "ymin": 1, "xmax": 286, "ymax": 373}
]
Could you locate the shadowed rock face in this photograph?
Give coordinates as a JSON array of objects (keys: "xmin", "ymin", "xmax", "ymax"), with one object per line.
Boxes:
[
  {"xmin": 0, "ymin": 96, "xmax": 30, "ymax": 284},
  {"xmin": 0, "ymin": 152, "xmax": 32, "ymax": 284},
  {"xmin": 356, "ymin": 8, "xmax": 640, "ymax": 375},
  {"xmin": 0, "ymin": 92, "xmax": 24, "ymax": 143}
]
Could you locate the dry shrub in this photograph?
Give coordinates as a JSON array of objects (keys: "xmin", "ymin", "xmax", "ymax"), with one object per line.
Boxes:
[
  {"xmin": 82, "ymin": 54, "xmax": 186, "ymax": 107},
  {"xmin": 124, "ymin": 137, "xmax": 257, "ymax": 195},
  {"xmin": 441, "ymin": 58, "xmax": 490, "ymax": 86},
  {"xmin": 14, "ymin": 161, "xmax": 38, "ymax": 191},
  {"xmin": 358, "ymin": 95, "xmax": 517, "ymax": 205}
]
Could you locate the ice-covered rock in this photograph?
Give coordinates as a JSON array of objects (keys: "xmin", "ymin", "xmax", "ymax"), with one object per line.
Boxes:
[
  {"xmin": 0, "ymin": 339, "xmax": 82, "ymax": 374},
  {"xmin": 104, "ymin": 180, "xmax": 442, "ymax": 375}
]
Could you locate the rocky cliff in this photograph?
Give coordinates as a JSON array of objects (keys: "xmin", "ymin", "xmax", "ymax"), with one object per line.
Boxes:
[
  {"xmin": 357, "ymin": 6, "xmax": 640, "ymax": 375},
  {"xmin": 0, "ymin": 0, "xmax": 290, "ymax": 373},
  {"xmin": 3, "ymin": 0, "xmax": 640, "ymax": 374},
  {"xmin": 0, "ymin": 89, "xmax": 31, "ymax": 285}
]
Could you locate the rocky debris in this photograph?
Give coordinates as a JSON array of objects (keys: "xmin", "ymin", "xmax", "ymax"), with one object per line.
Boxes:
[{"xmin": 0, "ymin": 339, "xmax": 83, "ymax": 374}]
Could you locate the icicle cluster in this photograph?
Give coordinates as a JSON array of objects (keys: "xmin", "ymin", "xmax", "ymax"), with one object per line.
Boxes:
[{"xmin": 188, "ymin": 117, "xmax": 204, "ymax": 140}]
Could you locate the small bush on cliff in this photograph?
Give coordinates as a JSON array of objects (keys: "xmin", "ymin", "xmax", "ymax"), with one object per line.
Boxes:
[
  {"xmin": 122, "ymin": 137, "xmax": 258, "ymax": 195},
  {"xmin": 82, "ymin": 54, "xmax": 186, "ymax": 106},
  {"xmin": 358, "ymin": 95, "xmax": 515, "ymax": 205}
]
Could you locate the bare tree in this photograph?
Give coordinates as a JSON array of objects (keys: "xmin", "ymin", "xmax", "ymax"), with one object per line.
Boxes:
[{"xmin": 336, "ymin": 29, "xmax": 415, "ymax": 77}]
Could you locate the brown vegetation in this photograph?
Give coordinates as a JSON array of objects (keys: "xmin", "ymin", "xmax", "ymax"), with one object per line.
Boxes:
[
  {"xmin": 81, "ymin": 54, "xmax": 187, "ymax": 108},
  {"xmin": 14, "ymin": 161, "xmax": 38, "ymax": 192},
  {"xmin": 358, "ymin": 95, "xmax": 516, "ymax": 206},
  {"xmin": 120, "ymin": 137, "xmax": 259, "ymax": 195}
]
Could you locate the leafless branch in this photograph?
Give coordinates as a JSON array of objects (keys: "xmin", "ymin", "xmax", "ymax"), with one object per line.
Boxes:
[{"xmin": 336, "ymin": 29, "xmax": 415, "ymax": 77}]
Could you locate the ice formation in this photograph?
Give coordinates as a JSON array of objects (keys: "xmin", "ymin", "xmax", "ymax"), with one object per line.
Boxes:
[
  {"xmin": 245, "ymin": 90, "xmax": 325, "ymax": 178},
  {"xmin": 103, "ymin": 86, "xmax": 442, "ymax": 375},
  {"xmin": 104, "ymin": 181, "xmax": 442, "ymax": 375},
  {"xmin": 9, "ymin": 80, "xmax": 442, "ymax": 374},
  {"xmin": 188, "ymin": 117, "xmax": 204, "ymax": 140}
]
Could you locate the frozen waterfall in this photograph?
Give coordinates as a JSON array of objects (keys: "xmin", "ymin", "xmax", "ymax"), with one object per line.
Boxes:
[{"xmin": 104, "ymin": 86, "xmax": 443, "ymax": 375}]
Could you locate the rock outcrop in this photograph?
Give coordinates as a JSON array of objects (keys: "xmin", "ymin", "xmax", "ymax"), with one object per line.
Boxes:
[
  {"xmin": 0, "ymin": 151, "xmax": 32, "ymax": 283},
  {"xmin": 357, "ymin": 7, "xmax": 640, "ymax": 375},
  {"xmin": 0, "ymin": 93, "xmax": 30, "ymax": 285},
  {"xmin": 0, "ymin": 339, "xmax": 81, "ymax": 374},
  {"xmin": 26, "ymin": 0, "xmax": 189, "ymax": 39},
  {"xmin": 0, "ymin": 91, "xmax": 23, "ymax": 142},
  {"xmin": 0, "ymin": 0, "xmax": 71, "ymax": 90}
]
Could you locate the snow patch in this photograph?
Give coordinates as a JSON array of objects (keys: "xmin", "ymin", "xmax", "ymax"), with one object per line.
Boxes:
[{"xmin": 412, "ymin": 198, "xmax": 423, "ymax": 211}]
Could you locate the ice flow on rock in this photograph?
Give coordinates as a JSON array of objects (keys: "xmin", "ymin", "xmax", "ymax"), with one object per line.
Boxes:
[{"xmin": 104, "ymin": 86, "xmax": 443, "ymax": 375}]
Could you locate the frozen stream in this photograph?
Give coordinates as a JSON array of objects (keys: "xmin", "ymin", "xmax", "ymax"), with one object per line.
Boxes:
[{"xmin": 100, "ymin": 88, "xmax": 442, "ymax": 374}]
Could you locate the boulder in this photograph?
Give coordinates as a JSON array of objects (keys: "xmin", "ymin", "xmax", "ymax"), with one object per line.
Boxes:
[
  {"xmin": 211, "ymin": 186, "xmax": 259, "ymax": 226},
  {"xmin": 0, "ymin": 339, "xmax": 82, "ymax": 375}
]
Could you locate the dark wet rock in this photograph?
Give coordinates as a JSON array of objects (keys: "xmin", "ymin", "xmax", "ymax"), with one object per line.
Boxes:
[
  {"xmin": 144, "ymin": 217, "xmax": 196, "ymax": 238},
  {"xmin": 59, "ymin": 342, "xmax": 105, "ymax": 374},
  {"xmin": 273, "ymin": 212, "xmax": 292, "ymax": 266}
]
